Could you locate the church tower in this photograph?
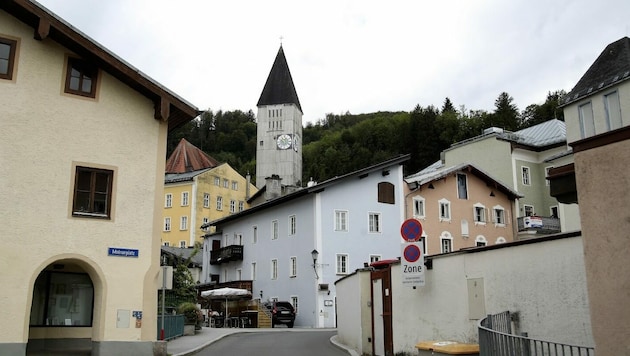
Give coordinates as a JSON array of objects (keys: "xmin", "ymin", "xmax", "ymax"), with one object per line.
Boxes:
[{"xmin": 256, "ymin": 45, "xmax": 303, "ymax": 189}]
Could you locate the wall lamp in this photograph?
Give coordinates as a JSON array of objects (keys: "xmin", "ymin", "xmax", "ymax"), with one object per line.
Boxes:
[{"xmin": 311, "ymin": 249, "xmax": 320, "ymax": 279}]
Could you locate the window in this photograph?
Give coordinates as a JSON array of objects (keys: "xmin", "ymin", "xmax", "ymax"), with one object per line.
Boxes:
[
  {"xmin": 272, "ymin": 220, "xmax": 279, "ymax": 240},
  {"xmin": 579, "ymin": 102, "xmax": 595, "ymax": 138},
  {"xmin": 30, "ymin": 272, "xmax": 94, "ymax": 326},
  {"xmin": 251, "ymin": 262, "xmax": 257, "ymax": 281},
  {"xmin": 475, "ymin": 235, "xmax": 487, "ymax": 247},
  {"xmin": 223, "ymin": 179, "xmax": 229, "ymax": 188},
  {"xmin": 181, "ymin": 192, "xmax": 189, "ymax": 206},
  {"xmin": 234, "ymin": 233, "xmax": 243, "ymax": 245},
  {"xmin": 441, "ymin": 237, "xmax": 452, "ymax": 253},
  {"xmin": 180, "ymin": 216, "xmax": 188, "ymax": 230},
  {"xmin": 236, "ymin": 269, "xmax": 242, "ymax": 281},
  {"xmin": 65, "ymin": 57, "xmax": 98, "ymax": 98},
  {"xmin": 524, "ymin": 205, "xmax": 535, "ymax": 217},
  {"xmin": 179, "ymin": 240, "xmax": 186, "ymax": 248},
  {"xmin": 165, "ymin": 193, "xmax": 172, "ymax": 208},
  {"xmin": 271, "ymin": 259, "xmax": 278, "ymax": 280},
  {"xmin": 604, "ymin": 91, "xmax": 622, "ymax": 131},
  {"xmin": 336, "ymin": 254, "xmax": 348, "ymax": 274},
  {"xmin": 291, "ymin": 296, "xmax": 299, "ymax": 314},
  {"xmin": 413, "ymin": 196, "xmax": 425, "ymax": 218},
  {"xmin": 496, "ymin": 237, "xmax": 506, "ymax": 244},
  {"xmin": 474, "ymin": 204, "xmax": 486, "ymax": 224},
  {"xmin": 368, "ymin": 212, "xmax": 381, "ymax": 233},
  {"xmin": 521, "ymin": 166, "xmax": 531, "ymax": 186},
  {"xmin": 545, "ymin": 167, "xmax": 553, "ymax": 186},
  {"xmin": 335, "ymin": 210, "xmax": 348, "ymax": 231},
  {"xmin": 232, "ymin": 181, "xmax": 238, "ymax": 190},
  {"xmin": 0, "ymin": 37, "xmax": 17, "ymax": 80},
  {"xmin": 550, "ymin": 206, "xmax": 559, "ymax": 218},
  {"xmin": 457, "ymin": 173, "xmax": 468, "ymax": 199},
  {"xmin": 203, "ymin": 193, "xmax": 210, "ymax": 208},
  {"xmin": 72, "ymin": 166, "xmax": 113, "ymax": 218},
  {"xmin": 238, "ymin": 201, "xmax": 244, "ymax": 212},
  {"xmin": 289, "ymin": 215, "xmax": 296, "ymax": 235},
  {"xmin": 216, "ymin": 196, "xmax": 223, "ymax": 210},
  {"xmin": 370, "ymin": 255, "xmax": 381, "ymax": 263},
  {"xmin": 493, "ymin": 206, "xmax": 506, "ymax": 225},
  {"xmin": 439, "ymin": 199, "xmax": 451, "ymax": 221},
  {"xmin": 230, "ymin": 199, "xmax": 236, "ymax": 213},
  {"xmin": 214, "ymin": 176, "xmax": 220, "ymax": 186},
  {"xmin": 290, "ymin": 257, "xmax": 297, "ymax": 277},
  {"xmin": 202, "ymin": 217, "xmax": 209, "ymax": 228},
  {"xmin": 461, "ymin": 219, "xmax": 469, "ymax": 237},
  {"xmin": 163, "ymin": 241, "xmax": 170, "ymax": 247},
  {"xmin": 164, "ymin": 217, "xmax": 171, "ymax": 231},
  {"xmin": 252, "ymin": 226, "xmax": 258, "ymax": 244},
  {"xmin": 377, "ymin": 182, "xmax": 395, "ymax": 204}
]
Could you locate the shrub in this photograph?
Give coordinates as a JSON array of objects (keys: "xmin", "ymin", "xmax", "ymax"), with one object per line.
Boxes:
[{"xmin": 177, "ymin": 302, "xmax": 201, "ymax": 325}]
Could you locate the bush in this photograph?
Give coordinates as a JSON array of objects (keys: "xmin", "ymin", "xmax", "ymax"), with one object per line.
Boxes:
[{"xmin": 177, "ymin": 302, "xmax": 201, "ymax": 325}]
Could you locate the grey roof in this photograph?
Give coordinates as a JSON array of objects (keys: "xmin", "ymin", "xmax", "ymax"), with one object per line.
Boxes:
[
  {"xmin": 404, "ymin": 162, "xmax": 522, "ymax": 200},
  {"xmin": 257, "ymin": 46, "xmax": 302, "ymax": 112},
  {"xmin": 563, "ymin": 37, "xmax": 630, "ymax": 106},
  {"xmin": 161, "ymin": 246, "xmax": 203, "ymax": 267},
  {"xmin": 165, "ymin": 167, "xmax": 213, "ymax": 184}
]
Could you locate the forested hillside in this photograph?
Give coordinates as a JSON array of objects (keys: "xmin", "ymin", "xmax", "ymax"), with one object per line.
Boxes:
[{"xmin": 167, "ymin": 91, "xmax": 565, "ymax": 186}]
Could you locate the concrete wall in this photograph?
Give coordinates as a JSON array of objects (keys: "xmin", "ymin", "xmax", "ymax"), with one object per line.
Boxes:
[{"xmin": 336, "ymin": 234, "xmax": 593, "ymax": 355}]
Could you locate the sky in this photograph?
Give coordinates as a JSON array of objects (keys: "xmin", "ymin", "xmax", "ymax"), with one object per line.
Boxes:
[{"xmin": 37, "ymin": 0, "xmax": 630, "ymax": 124}]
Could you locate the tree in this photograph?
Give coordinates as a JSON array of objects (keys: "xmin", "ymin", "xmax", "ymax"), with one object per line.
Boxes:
[{"xmin": 490, "ymin": 92, "xmax": 520, "ymax": 131}]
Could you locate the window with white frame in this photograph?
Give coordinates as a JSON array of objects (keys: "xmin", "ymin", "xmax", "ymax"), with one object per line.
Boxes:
[
  {"xmin": 202, "ymin": 217, "xmax": 209, "ymax": 228},
  {"xmin": 290, "ymin": 257, "xmax": 297, "ymax": 277},
  {"xmin": 163, "ymin": 241, "xmax": 170, "ymax": 246},
  {"xmin": 164, "ymin": 217, "xmax": 171, "ymax": 231},
  {"xmin": 216, "ymin": 196, "xmax": 223, "ymax": 210},
  {"xmin": 545, "ymin": 167, "xmax": 553, "ymax": 186},
  {"xmin": 271, "ymin": 259, "xmax": 278, "ymax": 280},
  {"xmin": 370, "ymin": 255, "xmax": 381, "ymax": 263},
  {"xmin": 165, "ymin": 193, "xmax": 172, "ymax": 208},
  {"xmin": 181, "ymin": 192, "xmax": 189, "ymax": 206},
  {"xmin": 579, "ymin": 102, "xmax": 595, "ymax": 138},
  {"xmin": 203, "ymin": 193, "xmax": 210, "ymax": 208},
  {"xmin": 524, "ymin": 204, "xmax": 535, "ymax": 217},
  {"xmin": 238, "ymin": 201, "xmax": 244, "ymax": 212},
  {"xmin": 413, "ymin": 196, "xmax": 425, "ymax": 218},
  {"xmin": 289, "ymin": 215, "xmax": 296, "ymax": 235},
  {"xmin": 475, "ymin": 235, "xmax": 487, "ymax": 247},
  {"xmin": 252, "ymin": 226, "xmax": 258, "ymax": 244},
  {"xmin": 179, "ymin": 240, "xmax": 186, "ymax": 248},
  {"xmin": 496, "ymin": 237, "xmax": 506, "ymax": 244},
  {"xmin": 457, "ymin": 173, "xmax": 468, "ymax": 199},
  {"xmin": 232, "ymin": 181, "xmax": 238, "ymax": 190},
  {"xmin": 223, "ymin": 178, "xmax": 229, "ymax": 188},
  {"xmin": 291, "ymin": 296, "xmax": 299, "ymax": 314},
  {"xmin": 335, "ymin": 210, "xmax": 348, "ymax": 231},
  {"xmin": 251, "ymin": 262, "xmax": 257, "ymax": 281},
  {"xmin": 604, "ymin": 91, "xmax": 622, "ymax": 131},
  {"xmin": 180, "ymin": 216, "xmax": 188, "ymax": 230},
  {"xmin": 214, "ymin": 176, "xmax": 220, "ymax": 186},
  {"xmin": 439, "ymin": 199, "xmax": 451, "ymax": 221},
  {"xmin": 272, "ymin": 220, "xmax": 278, "ymax": 240},
  {"xmin": 473, "ymin": 203, "xmax": 486, "ymax": 224},
  {"xmin": 230, "ymin": 199, "xmax": 236, "ymax": 213},
  {"xmin": 336, "ymin": 254, "xmax": 348, "ymax": 274},
  {"xmin": 236, "ymin": 269, "xmax": 242, "ymax": 281},
  {"xmin": 493, "ymin": 206, "xmax": 506, "ymax": 225},
  {"xmin": 368, "ymin": 212, "xmax": 381, "ymax": 233},
  {"xmin": 521, "ymin": 166, "xmax": 531, "ymax": 186},
  {"xmin": 440, "ymin": 232, "xmax": 453, "ymax": 253}
]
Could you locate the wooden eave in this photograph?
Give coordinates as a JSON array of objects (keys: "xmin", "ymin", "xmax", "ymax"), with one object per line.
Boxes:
[{"xmin": 3, "ymin": 0, "xmax": 201, "ymax": 131}]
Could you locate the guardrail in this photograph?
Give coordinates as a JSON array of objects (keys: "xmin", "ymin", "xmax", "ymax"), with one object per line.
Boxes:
[
  {"xmin": 478, "ymin": 312, "xmax": 594, "ymax": 356},
  {"xmin": 157, "ymin": 314, "xmax": 184, "ymax": 341}
]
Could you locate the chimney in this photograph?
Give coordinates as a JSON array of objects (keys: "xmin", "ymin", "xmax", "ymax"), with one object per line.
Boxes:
[
  {"xmin": 265, "ymin": 175, "xmax": 282, "ymax": 201},
  {"xmin": 246, "ymin": 172, "xmax": 251, "ymax": 200}
]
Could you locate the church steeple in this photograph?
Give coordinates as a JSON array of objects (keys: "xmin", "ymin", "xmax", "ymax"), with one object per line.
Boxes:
[{"xmin": 257, "ymin": 45, "xmax": 302, "ymax": 113}]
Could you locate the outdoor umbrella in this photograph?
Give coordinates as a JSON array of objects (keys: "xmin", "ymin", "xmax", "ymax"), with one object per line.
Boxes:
[{"xmin": 200, "ymin": 287, "xmax": 252, "ymax": 319}]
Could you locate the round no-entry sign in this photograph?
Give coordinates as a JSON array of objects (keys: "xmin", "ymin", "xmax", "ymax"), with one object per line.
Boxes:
[{"xmin": 401, "ymin": 219, "xmax": 423, "ymax": 242}]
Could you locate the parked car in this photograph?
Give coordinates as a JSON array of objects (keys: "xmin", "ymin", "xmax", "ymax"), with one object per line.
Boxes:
[{"xmin": 264, "ymin": 301, "xmax": 295, "ymax": 328}]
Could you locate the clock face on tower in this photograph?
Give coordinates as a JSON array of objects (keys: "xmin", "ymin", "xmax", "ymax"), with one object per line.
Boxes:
[{"xmin": 276, "ymin": 134, "xmax": 292, "ymax": 150}]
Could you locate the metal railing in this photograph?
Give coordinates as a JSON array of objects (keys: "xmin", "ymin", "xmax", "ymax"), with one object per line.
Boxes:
[
  {"xmin": 478, "ymin": 312, "xmax": 594, "ymax": 356},
  {"xmin": 157, "ymin": 314, "xmax": 185, "ymax": 341},
  {"xmin": 517, "ymin": 216, "xmax": 561, "ymax": 234}
]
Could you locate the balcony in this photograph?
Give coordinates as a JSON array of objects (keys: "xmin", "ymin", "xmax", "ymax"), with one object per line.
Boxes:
[
  {"xmin": 517, "ymin": 216, "xmax": 561, "ymax": 234},
  {"xmin": 210, "ymin": 245, "xmax": 244, "ymax": 265}
]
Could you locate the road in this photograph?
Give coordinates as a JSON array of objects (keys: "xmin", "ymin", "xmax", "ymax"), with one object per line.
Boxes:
[{"xmin": 193, "ymin": 329, "xmax": 350, "ymax": 356}]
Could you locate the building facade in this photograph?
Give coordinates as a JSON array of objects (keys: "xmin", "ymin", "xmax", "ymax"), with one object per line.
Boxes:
[{"xmin": 0, "ymin": 1, "xmax": 198, "ymax": 355}]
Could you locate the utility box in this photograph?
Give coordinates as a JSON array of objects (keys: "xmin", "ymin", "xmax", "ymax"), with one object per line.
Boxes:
[{"xmin": 416, "ymin": 340, "xmax": 479, "ymax": 356}]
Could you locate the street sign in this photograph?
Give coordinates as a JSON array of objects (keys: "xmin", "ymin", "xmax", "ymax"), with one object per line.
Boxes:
[
  {"xmin": 401, "ymin": 242, "xmax": 425, "ymax": 287},
  {"xmin": 401, "ymin": 219, "xmax": 423, "ymax": 242}
]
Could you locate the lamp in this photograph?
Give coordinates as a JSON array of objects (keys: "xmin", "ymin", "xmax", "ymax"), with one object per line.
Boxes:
[
  {"xmin": 311, "ymin": 249, "xmax": 320, "ymax": 279},
  {"xmin": 259, "ymin": 290, "xmax": 263, "ymax": 300}
]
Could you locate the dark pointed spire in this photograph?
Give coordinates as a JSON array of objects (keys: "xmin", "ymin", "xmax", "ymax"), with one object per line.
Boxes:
[{"xmin": 257, "ymin": 45, "xmax": 302, "ymax": 113}]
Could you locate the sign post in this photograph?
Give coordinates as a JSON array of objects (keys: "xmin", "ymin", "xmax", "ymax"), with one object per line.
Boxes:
[{"xmin": 400, "ymin": 219, "xmax": 425, "ymax": 287}]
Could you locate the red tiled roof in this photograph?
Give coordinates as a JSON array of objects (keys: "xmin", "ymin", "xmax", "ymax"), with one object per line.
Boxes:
[{"xmin": 165, "ymin": 139, "xmax": 219, "ymax": 173}]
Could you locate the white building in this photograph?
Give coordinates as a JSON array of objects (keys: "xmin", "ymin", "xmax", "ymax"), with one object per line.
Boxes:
[{"xmin": 202, "ymin": 155, "xmax": 409, "ymax": 327}]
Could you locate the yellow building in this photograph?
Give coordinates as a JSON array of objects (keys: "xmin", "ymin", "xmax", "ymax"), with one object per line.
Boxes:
[
  {"xmin": 0, "ymin": 1, "xmax": 198, "ymax": 355},
  {"xmin": 162, "ymin": 139, "xmax": 258, "ymax": 248}
]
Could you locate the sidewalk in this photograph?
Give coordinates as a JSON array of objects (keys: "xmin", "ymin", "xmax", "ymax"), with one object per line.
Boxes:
[{"xmin": 166, "ymin": 326, "xmax": 358, "ymax": 356}]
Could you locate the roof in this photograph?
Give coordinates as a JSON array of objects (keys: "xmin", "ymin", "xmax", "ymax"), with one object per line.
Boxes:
[
  {"xmin": 257, "ymin": 46, "xmax": 302, "ymax": 113},
  {"xmin": 1, "ymin": 0, "xmax": 200, "ymax": 131},
  {"xmin": 202, "ymin": 154, "xmax": 410, "ymax": 229},
  {"xmin": 563, "ymin": 36, "xmax": 630, "ymax": 106},
  {"xmin": 161, "ymin": 246, "xmax": 203, "ymax": 267},
  {"xmin": 164, "ymin": 167, "xmax": 213, "ymax": 184},
  {"xmin": 165, "ymin": 138, "xmax": 219, "ymax": 173},
  {"xmin": 404, "ymin": 162, "xmax": 522, "ymax": 200}
]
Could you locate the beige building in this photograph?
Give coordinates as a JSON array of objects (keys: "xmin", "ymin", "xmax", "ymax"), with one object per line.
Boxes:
[
  {"xmin": 162, "ymin": 139, "xmax": 258, "ymax": 249},
  {"xmin": 0, "ymin": 1, "xmax": 198, "ymax": 355},
  {"xmin": 550, "ymin": 36, "xmax": 630, "ymax": 355},
  {"xmin": 405, "ymin": 163, "xmax": 521, "ymax": 255}
]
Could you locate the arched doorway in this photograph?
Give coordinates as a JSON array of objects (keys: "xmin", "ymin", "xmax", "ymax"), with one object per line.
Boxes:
[{"xmin": 27, "ymin": 258, "xmax": 101, "ymax": 355}]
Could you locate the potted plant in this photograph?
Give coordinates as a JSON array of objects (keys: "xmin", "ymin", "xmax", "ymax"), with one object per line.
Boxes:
[{"xmin": 177, "ymin": 302, "xmax": 201, "ymax": 335}]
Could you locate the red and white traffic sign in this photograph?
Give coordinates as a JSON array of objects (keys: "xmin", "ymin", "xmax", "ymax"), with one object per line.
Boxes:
[
  {"xmin": 401, "ymin": 219, "xmax": 423, "ymax": 242},
  {"xmin": 401, "ymin": 242, "xmax": 425, "ymax": 287}
]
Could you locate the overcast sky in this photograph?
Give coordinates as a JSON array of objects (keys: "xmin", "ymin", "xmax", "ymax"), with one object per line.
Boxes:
[{"xmin": 38, "ymin": 0, "xmax": 630, "ymax": 124}]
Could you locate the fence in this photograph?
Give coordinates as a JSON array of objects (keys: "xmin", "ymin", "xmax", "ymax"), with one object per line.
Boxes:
[
  {"xmin": 157, "ymin": 314, "xmax": 185, "ymax": 341},
  {"xmin": 478, "ymin": 311, "xmax": 594, "ymax": 356}
]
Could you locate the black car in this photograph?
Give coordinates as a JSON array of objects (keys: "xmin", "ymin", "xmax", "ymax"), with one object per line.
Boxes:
[{"xmin": 264, "ymin": 301, "xmax": 296, "ymax": 328}]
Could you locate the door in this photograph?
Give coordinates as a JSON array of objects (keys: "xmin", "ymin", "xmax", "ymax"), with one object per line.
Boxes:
[{"xmin": 371, "ymin": 267, "xmax": 393, "ymax": 356}]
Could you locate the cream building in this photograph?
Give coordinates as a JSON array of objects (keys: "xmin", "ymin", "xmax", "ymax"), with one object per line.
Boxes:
[{"xmin": 0, "ymin": 2, "xmax": 198, "ymax": 355}]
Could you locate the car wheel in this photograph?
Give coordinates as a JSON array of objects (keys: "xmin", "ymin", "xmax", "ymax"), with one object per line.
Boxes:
[{"xmin": 288, "ymin": 322, "xmax": 294, "ymax": 328}]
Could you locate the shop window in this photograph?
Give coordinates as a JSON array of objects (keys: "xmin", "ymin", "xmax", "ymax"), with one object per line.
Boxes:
[{"xmin": 30, "ymin": 272, "xmax": 94, "ymax": 326}]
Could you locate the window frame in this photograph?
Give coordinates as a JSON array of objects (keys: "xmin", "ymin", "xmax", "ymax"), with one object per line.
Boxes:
[
  {"xmin": 203, "ymin": 193, "xmax": 210, "ymax": 208},
  {"xmin": 473, "ymin": 203, "xmax": 486, "ymax": 225},
  {"xmin": 230, "ymin": 199, "xmax": 236, "ymax": 213},
  {"xmin": 578, "ymin": 101, "xmax": 595, "ymax": 138},
  {"xmin": 521, "ymin": 166, "xmax": 531, "ymax": 186},
  {"xmin": 181, "ymin": 191, "xmax": 189, "ymax": 206},
  {"xmin": 440, "ymin": 236, "xmax": 452, "ymax": 253},
  {"xmin": 289, "ymin": 256, "xmax": 297, "ymax": 277},
  {"xmin": 216, "ymin": 196, "xmax": 223, "ymax": 210},
  {"xmin": 336, "ymin": 254, "xmax": 349, "ymax": 275},
  {"xmin": 334, "ymin": 210, "xmax": 348, "ymax": 232},
  {"xmin": 457, "ymin": 173, "xmax": 468, "ymax": 199},
  {"xmin": 180, "ymin": 216, "xmax": 188, "ymax": 230},
  {"xmin": 289, "ymin": 215, "xmax": 297, "ymax": 236},
  {"xmin": 438, "ymin": 198, "xmax": 451, "ymax": 221},
  {"xmin": 72, "ymin": 166, "xmax": 114, "ymax": 219},
  {"xmin": 64, "ymin": 56, "xmax": 98, "ymax": 98},
  {"xmin": 164, "ymin": 217, "xmax": 171, "ymax": 232},
  {"xmin": 493, "ymin": 205, "xmax": 506, "ymax": 226},
  {"xmin": 165, "ymin": 193, "xmax": 172, "ymax": 208},
  {"xmin": 271, "ymin": 220, "xmax": 279, "ymax": 240},
  {"xmin": 0, "ymin": 36, "xmax": 18, "ymax": 80},
  {"xmin": 523, "ymin": 204, "xmax": 535, "ymax": 217},
  {"xmin": 368, "ymin": 212, "xmax": 382, "ymax": 233},
  {"xmin": 413, "ymin": 196, "xmax": 425, "ymax": 219},
  {"xmin": 271, "ymin": 259, "xmax": 278, "ymax": 280},
  {"xmin": 604, "ymin": 91, "xmax": 622, "ymax": 131}
]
